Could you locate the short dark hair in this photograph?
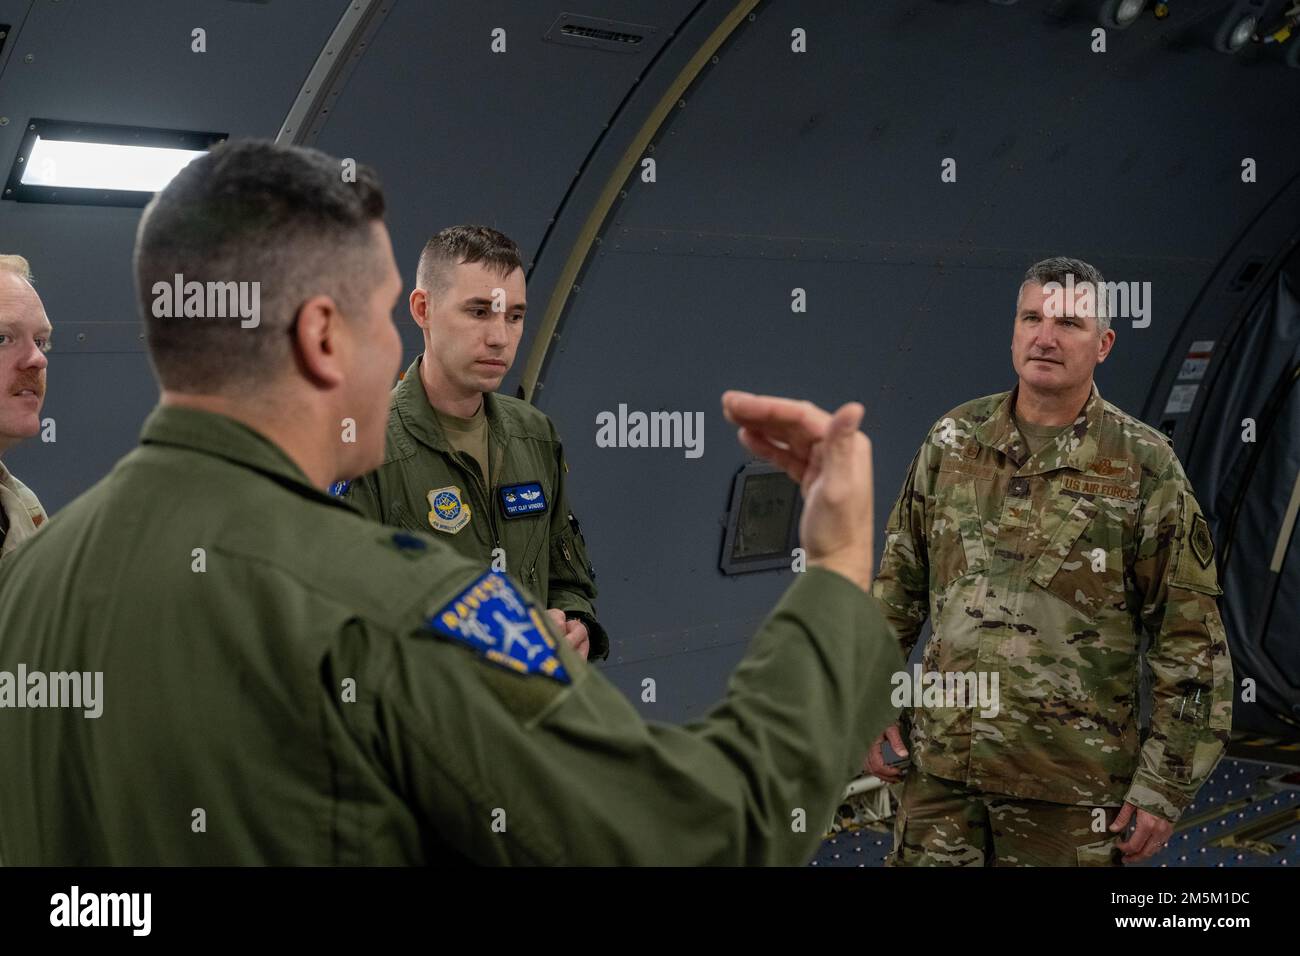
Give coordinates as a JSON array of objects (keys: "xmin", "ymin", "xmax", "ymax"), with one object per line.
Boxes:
[
  {"xmin": 415, "ymin": 225, "xmax": 523, "ymax": 302},
  {"xmin": 135, "ymin": 139, "xmax": 386, "ymax": 393},
  {"xmin": 1022, "ymin": 255, "xmax": 1110, "ymax": 333}
]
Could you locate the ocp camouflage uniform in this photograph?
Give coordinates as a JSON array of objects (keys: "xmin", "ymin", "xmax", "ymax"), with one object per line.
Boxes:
[
  {"xmin": 0, "ymin": 459, "xmax": 46, "ymax": 561},
  {"xmin": 874, "ymin": 382, "xmax": 1232, "ymax": 864}
]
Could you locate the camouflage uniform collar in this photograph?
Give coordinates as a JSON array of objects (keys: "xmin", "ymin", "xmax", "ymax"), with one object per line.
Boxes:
[
  {"xmin": 139, "ymin": 404, "xmax": 349, "ymax": 509},
  {"xmin": 973, "ymin": 380, "xmax": 1103, "ymax": 475},
  {"xmin": 394, "ymin": 356, "xmax": 508, "ymax": 454},
  {"xmin": 0, "ymin": 460, "xmax": 44, "ymax": 515},
  {"xmin": 0, "ymin": 457, "xmax": 47, "ymax": 554}
]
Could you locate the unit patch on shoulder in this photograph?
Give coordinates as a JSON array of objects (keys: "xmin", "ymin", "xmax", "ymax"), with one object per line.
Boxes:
[
  {"xmin": 1189, "ymin": 512, "xmax": 1214, "ymax": 569},
  {"xmin": 426, "ymin": 570, "xmax": 570, "ymax": 683},
  {"xmin": 499, "ymin": 481, "xmax": 548, "ymax": 519},
  {"xmin": 427, "ymin": 486, "xmax": 472, "ymax": 534}
]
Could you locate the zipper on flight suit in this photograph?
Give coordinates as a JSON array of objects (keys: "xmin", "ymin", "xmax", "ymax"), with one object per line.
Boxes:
[
  {"xmin": 451, "ymin": 449, "xmax": 539, "ymax": 589},
  {"xmin": 558, "ymin": 536, "xmax": 577, "ymax": 576},
  {"xmin": 450, "ymin": 431, "xmax": 543, "ymax": 592},
  {"xmin": 450, "ymin": 451, "xmax": 500, "ymax": 552}
]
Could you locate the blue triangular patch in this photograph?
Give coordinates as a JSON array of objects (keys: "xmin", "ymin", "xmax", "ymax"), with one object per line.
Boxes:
[{"xmin": 426, "ymin": 571, "xmax": 570, "ymax": 684}]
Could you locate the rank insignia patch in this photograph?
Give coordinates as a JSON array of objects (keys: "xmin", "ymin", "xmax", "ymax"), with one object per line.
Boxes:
[
  {"xmin": 427, "ymin": 571, "xmax": 570, "ymax": 683},
  {"xmin": 329, "ymin": 479, "xmax": 351, "ymax": 496},
  {"xmin": 1190, "ymin": 512, "xmax": 1214, "ymax": 569},
  {"xmin": 499, "ymin": 481, "xmax": 548, "ymax": 519},
  {"xmin": 390, "ymin": 531, "xmax": 427, "ymax": 553},
  {"xmin": 428, "ymin": 486, "xmax": 472, "ymax": 534}
]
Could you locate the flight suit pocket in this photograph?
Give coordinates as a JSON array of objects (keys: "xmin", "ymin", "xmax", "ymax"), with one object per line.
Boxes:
[
  {"xmin": 391, "ymin": 501, "xmax": 430, "ymax": 535},
  {"xmin": 551, "ymin": 512, "xmax": 595, "ymax": 586},
  {"xmin": 1029, "ymin": 497, "xmax": 1108, "ymax": 622}
]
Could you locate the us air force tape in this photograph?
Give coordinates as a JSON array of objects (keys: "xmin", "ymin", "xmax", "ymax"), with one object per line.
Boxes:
[
  {"xmin": 498, "ymin": 481, "xmax": 547, "ymax": 519},
  {"xmin": 426, "ymin": 570, "xmax": 570, "ymax": 684}
]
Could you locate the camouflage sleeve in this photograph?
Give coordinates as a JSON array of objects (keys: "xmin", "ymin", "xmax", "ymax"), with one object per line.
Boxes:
[
  {"xmin": 1127, "ymin": 457, "xmax": 1233, "ymax": 822},
  {"xmin": 871, "ymin": 443, "xmax": 932, "ymax": 659}
]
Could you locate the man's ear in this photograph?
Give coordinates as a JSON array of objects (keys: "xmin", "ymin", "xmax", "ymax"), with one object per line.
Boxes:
[
  {"xmin": 1096, "ymin": 328, "xmax": 1116, "ymax": 364},
  {"xmin": 291, "ymin": 294, "xmax": 347, "ymax": 388},
  {"xmin": 409, "ymin": 288, "xmax": 428, "ymax": 328}
]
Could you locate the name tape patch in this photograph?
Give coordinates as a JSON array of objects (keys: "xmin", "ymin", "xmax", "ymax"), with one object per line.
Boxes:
[
  {"xmin": 499, "ymin": 481, "xmax": 548, "ymax": 519},
  {"xmin": 1060, "ymin": 474, "xmax": 1138, "ymax": 500},
  {"xmin": 427, "ymin": 571, "xmax": 570, "ymax": 684}
]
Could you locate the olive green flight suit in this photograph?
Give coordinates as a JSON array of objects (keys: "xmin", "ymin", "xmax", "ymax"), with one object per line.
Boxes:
[
  {"xmin": 0, "ymin": 405, "xmax": 903, "ymax": 865},
  {"xmin": 342, "ymin": 358, "xmax": 608, "ymax": 659}
]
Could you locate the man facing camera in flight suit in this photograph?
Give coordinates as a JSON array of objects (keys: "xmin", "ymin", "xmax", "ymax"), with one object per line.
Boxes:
[
  {"xmin": 339, "ymin": 226, "xmax": 607, "ymax": 660},
  {"xmin": 868, "ymin": 256, "xmax": 1232, "ymax": 866}
]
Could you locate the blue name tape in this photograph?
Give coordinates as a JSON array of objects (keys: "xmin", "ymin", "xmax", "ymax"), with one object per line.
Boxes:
[{"xmin": 499, "ymin": 481, "xmax": 548, "ymax": 518}]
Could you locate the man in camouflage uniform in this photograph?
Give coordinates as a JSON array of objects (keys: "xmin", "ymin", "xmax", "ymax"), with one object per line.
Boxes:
[
  {"xmin": 0, "ymin": 255, "xmax": 51, "ymax": 562},
  {"xmin": 868, "ymin": 256, "xmax": 1232, "ymax": 866}
]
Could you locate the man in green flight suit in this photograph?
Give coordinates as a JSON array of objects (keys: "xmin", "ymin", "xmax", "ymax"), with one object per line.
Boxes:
[
  {"xmin": 339, "ymin": 226, "xmax": 606, "ymax": 660},
  {"xmin": 867, "ymin": 257, "xmax": 1233, "ymax": 866},
  {"xmin": 0, "ymin": 139, "xmax": 903, "ymax": 865}
]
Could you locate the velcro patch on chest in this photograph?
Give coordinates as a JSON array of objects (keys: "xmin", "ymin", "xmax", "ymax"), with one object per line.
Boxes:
[
  {"xmin": 427, "ymin": 570, "xmax": 570, "ymax": 684},
  {"xmin": 427, "ymin": 485, "xmax": 472, "ymax": 534},
  {"xmin": 939, "ymin": 459, "xmax": 996, "ymax": 481},
  {"xmin": 1060, "ymin": 474, "xmax": 1138, "ymax": 500},
  {"xmin": 1090, "ymin": 457, "xmax": 1130, "ymax": 478},
  {"xmin": 499, "ymin": 481, "xmax": 548, "ymax": 518}
]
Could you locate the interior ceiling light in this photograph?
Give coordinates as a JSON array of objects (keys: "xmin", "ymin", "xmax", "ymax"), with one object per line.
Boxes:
[
  {"xmin": 1226, "ymin": 15, "xmax": 1260, "ymax": 50},
  {"xmin": 4, "ymin": 119, "xmax": 226, "ymax": 207},
  {"xmin": 1100, "ymin": 0, "xmax": 1148, "ymax": 29},
  {"xmin": 1116, "ymin": 0, "xmax": 1147, "ymax": 25}
]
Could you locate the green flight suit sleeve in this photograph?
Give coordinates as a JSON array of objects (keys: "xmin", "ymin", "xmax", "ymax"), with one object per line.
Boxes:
[
  {"xmin": 871, "ymin": 444, "xmax": 932, "ymax": 659},
  {"xmin": 1127, "ymin": 457, "xmax": 1233, "ymax": 823},
  {"xmin": 366, "ymin": 566, "xmax": 903, "ymax": 864},
  {"xmin": 341, "ymin": 471, "xmax": 385, "ymax": 524},
  {"xmin": 544, "ymin": 435, "xmax": 608, "ymax": 660}
]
